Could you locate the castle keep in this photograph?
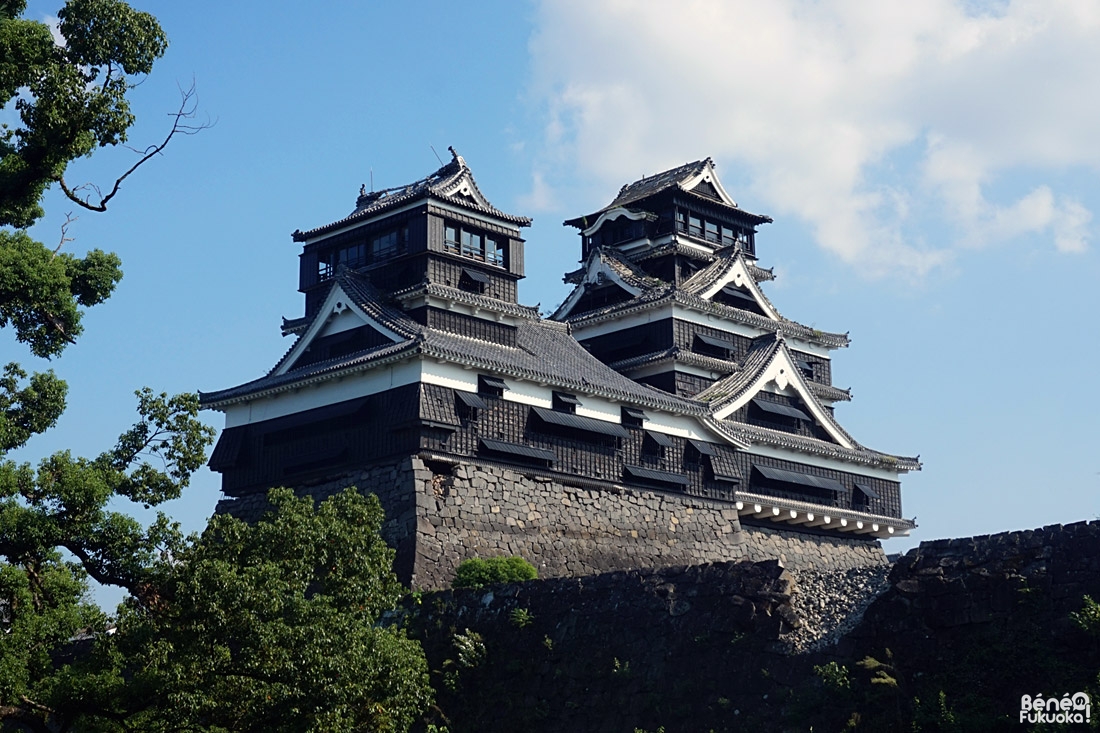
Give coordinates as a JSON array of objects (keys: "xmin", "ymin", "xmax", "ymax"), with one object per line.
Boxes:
[{"xmin": 200, "ymin": 150, "xmax": 919, "ymax": 588}]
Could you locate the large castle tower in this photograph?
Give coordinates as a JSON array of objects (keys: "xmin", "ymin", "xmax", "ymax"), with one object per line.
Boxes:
[{"xmin": 201, "ymin": 151, "xmax": 918, "ymax": 589}]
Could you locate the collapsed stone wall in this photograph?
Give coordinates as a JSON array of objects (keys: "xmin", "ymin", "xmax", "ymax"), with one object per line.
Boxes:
[
  {"xmin": 216, "ymin": 454, "xmax": 889, "ymax": 589},
  {"xmin": 411, "ymin": 519, "xmax": 1100, "ymax": 733}
]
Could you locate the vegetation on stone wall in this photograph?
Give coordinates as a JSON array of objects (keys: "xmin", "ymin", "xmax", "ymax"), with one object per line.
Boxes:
[{"xmin": 452, "ymin": 555, "xmax": 538, "ymax": 589}]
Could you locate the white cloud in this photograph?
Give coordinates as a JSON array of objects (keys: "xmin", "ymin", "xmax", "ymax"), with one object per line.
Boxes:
[
  {"xmin": 44, "ymin": 15, "xmax": 65, "ymax": 47},
  {"xmin": 518, "ymin": 170, "xmax": 559, "ymax": 212},
  {"xmin": 527, "ymin": 0, "xmax": 1097, "ymax": 277}
]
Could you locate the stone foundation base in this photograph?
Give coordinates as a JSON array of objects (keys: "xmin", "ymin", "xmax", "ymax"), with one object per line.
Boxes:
[{"xmin": 216, "ymin": 455, "xmax": 887, "ymax": 589}]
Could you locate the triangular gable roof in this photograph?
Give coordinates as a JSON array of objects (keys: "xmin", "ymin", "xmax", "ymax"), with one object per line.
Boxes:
[
  {"xmin": 552, "ymin": 248, "xmax": 662, "ymax": 320},
  {"xmin": 607, "ymin": 158, "xmax": 738, "ymax": 210},
  {"xmin": 565, "ymin": 158, "xmax": 771, "ymax": 228},
  {"xmin": 271, "ymin": 271, "xmax": 420, "ymax": 376},
  {"xmin": 294, "ymin": 148, "xmax": 531, "ymax": 241},
  {"xmin": 697, "ymin": 334, "xmax": 858, "ymax": 450},
  {"xmin": 682, "ymin": 249, "xmax": 780, "ymax": 320}
]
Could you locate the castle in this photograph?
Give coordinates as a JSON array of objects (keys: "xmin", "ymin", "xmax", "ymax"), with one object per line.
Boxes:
[{"xmin": 200, "ymin": 150, "xmax": 919, "ymax": 588}]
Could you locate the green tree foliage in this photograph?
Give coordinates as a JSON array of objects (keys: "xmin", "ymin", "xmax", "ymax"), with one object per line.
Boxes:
[
  {"xmin": 1, "ymin": 0, "xmax": 167, "ymax": 228},
  {"xmin": 1, "ymin": 4, "xmax": 430, "ymax": 729},
  {"xmin": 0, "ymin": 385, "xmax": 213, "ymax": 729},
  {"xmin": 452, "ymin": 556, "xmax": 538, "ymax": 589},
  {"xmin": 115, "ymin": 489, "xmax": 433, "ymax": 732},
  {"xmin": 0, "ymin": 2, "xmax": 211, "ymax": 729}
]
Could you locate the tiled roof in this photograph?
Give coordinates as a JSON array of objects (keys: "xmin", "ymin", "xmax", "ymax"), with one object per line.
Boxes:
[
  {"xmin": 561, "ymin": 247, "xmax": 659, "ymax": 287},
  {"xmin": 418, "ymin": 319, "xmax": 705, "ymax": 414},
  {"xmin": 680, "ymin": 249, "xmax": 784, "ymax": 321},
  {"xmin": 331, "ymin": 270, "xmax": 422, "ymax": 340},
  {"xmin": 392, "ymin": 282, "xmax": 542, "ymax": 320},
  {"xmin": 199, "ymin": 338, "xmax": 421, "ymax": 406},
  {"xmin": 293, "ymin": 148, "xmax": 531, "ymax": 241},
  {"xmin": 553, "ymin": 247, "xmax": 665, "ymax": 320},
  {"xmin": 280, "ymin": 315, "xmax": 309, "ymax": 336},
  {"xmin": 607, "ymin": 347, "xmax": 740, "ymax": 376},
  {"xmin": 807, "ymin": 382, "xmax": 852, "ymax": 403},
  {"xmin": 632, "ymin": 242, "xmax": 717, "ymax": 264},
  {"xmin": 201, "ymin": 269, "xmax": 705, "ymax": 415},
  {"xmin": 681, "ymin": 250, "xmax": 748, "ymax": 295},
  {"xmin": 564, "ymin": 158, "xmax": 770, "ymax": 227},
  {"xmin": 695, "ymin": 334, "xmax": 779, "ymax": 408},
  {"xmin": 718, "ymin": 420, "xmax": 921, "ymax": 471},
  {"xmin": 607, "ymin": 159, "xmax": 714, "ymax": 211},
  {"xmin": 596, "ymin": 248, "xmax": 661, "ymax": 290},
  {"xmin": 562, "ymin": 283, "xmax": 850, "ymax": 349},
  {"xmin": 748, "ymin": 264, "xmax": 775, "ymax": 283}
]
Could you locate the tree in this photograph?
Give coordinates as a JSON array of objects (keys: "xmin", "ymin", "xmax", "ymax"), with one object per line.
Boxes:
[
  {"xmin": 1, "ymin": 4, "xmax": 431, "ymax": 729},
  {"xmin": 115, "ymin": 489, "xmax": 433, "ymax": 733},
  {"xmin": 0, "ymin": 2, "xmax": 209, "ymax": 730}
]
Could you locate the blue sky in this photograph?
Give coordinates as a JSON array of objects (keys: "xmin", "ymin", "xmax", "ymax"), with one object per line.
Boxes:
[{"xmin": 6, "ymin": 1, "xmax": 1099, "ymax": 608}]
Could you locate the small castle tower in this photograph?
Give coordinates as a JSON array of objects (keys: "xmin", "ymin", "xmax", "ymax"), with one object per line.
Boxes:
[{"xmin": 201, "ymin": 151, "xmax": 918, "ymax": 589}]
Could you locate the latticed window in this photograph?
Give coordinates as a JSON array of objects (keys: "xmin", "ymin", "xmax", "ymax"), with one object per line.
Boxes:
[
  {"xmin": 673, "ymin": 207, "xmax": 755, "ymax": 254},
  {"xmin": 371, "ymin": 225, "xmax": 407, "ymax": 259},
  {"xmin": 445, "ymin": 222, "xmax": 505, "ymax": 266}
]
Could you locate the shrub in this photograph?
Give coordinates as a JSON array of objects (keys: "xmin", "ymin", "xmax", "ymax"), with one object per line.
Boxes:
[{"xmin": 452, "ymin": 556, "xmax": 538, "ymax": 589}]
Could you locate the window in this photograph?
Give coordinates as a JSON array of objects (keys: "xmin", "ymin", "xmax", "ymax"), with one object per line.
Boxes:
[
  {"xmin": 371, "ymin": 225, "xmax": 407, "ymax": 259},
  {"xmin": 444, "ymin": 222, "xmax": 505, "ymax": 266},
  {"xmin": 461, "ymin": 229, "xmax": 482, "ymax": 258},
  {"xmin": 721, "ymin": 226, "xmax": 738, "ymax": 248},
  {"xmin": 318, "ymin": 242, "xmax": 367, "ymax": 279},
  {"xmin": 621, "ymin": 406, "xmax": 646, "ymax": 428},
  {"xmin": 530, "ymin": 406, "xmax": 629, "ymax": 440},
  {"xmin": 643, "ymin": 430, "xmax": 672, "ymax": 460},
  {"xmin": 853, "ymin": 482, "xmax": 879, "ymax": 511},
  {"xmin": 752, "ymin": 464, "xmax": 845, "ymax": 501},
  {"xmin": 552, "ymin": 391, "xmax": 581, "ymax": 413},
  {"xmin": 673, "ymin": 209, "xmax": 755, "ymax": 254},
  {"xmin": 478, "ymin": 375, "xmax": 507, "ymax": 398},
  {"xmin": 459, "ymin": 267, "xmax": 490, "ymax": 294},
  {"xmin": 694, "ymin": 333, "xmax": 735, "ymax": 360},
  {"xmin": 455, "ymin": 390, "xmax": 487, "ymax": 421},
  {"xmin": 750, "ymin": 398, "xmax": 811, "ymax": 423},
  {"xmin": 624, "ymin": 464, "xmax": 689, "ymax": 488},
  {"xmin": 317, "ymin": 224, "xmax": 407, "ymax": 281},
  {"xmin": 480, "ymin": 438, "xmax": 554, "ymax": 465},
  {"xmin": 704, "ymin": 220, "xmax": 720, "ymax": 244}
]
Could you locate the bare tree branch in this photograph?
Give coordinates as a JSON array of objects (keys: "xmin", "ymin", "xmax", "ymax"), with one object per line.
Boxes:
[
  {"xmin": 0, "ymin": 704, "xmax": 51, "ymax": 733},
  {"xmin": 57, "ymin": 80, "xmax": 214, "ymax": 213},
  {"xmin": 54, "ymin": 212, "xmax": 77, "ymax": 254}
]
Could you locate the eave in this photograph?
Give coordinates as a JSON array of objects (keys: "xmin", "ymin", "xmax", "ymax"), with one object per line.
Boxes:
[{"xmin": 734, "ymin": 491, "xmax": 916, "ymax": 539}]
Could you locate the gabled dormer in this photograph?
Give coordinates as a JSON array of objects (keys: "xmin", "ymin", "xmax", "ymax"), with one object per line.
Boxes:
[
  {"xmin": 291, "ymin": 148, "xmax": 531, "ymax": 318},
  {"xmin": 698, "ymin": 333, "xmax": 857, "ymax": 449},
  {"xmin": 272, "ymin": 271, "xmax": 419, "ymax": 377}
]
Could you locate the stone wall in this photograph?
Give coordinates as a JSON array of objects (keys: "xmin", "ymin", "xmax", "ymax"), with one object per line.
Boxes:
[
  {"xmin": 409, "ymin": 519, "xmax": 1100, "ymax": 732},
  {"xmin": 410, "ymin": 458, "xmax": 748, "ymax": 589},
  {"xmin": 216, "ymin": 454, "xmax": 889, "ymax": 589},
  {"xmin": 739, "ymin": 523, "xmax": 886, "ymax": 572}
]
